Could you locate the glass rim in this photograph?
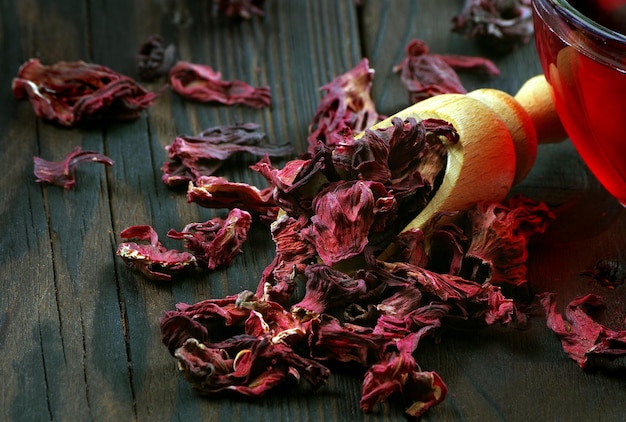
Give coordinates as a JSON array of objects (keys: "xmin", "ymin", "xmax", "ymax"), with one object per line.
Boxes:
[{"xmin": 538, "ymin": 0, "xmax": 626, "ymax": 44}]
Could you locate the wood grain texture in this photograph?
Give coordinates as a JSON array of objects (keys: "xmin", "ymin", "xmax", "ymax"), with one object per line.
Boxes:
[{"xmin": 1, "ymin": 1, "xmax": 625, "ymax": 421}]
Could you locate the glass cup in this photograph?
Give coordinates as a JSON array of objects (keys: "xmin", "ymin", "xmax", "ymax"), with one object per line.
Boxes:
[{"xmin": 531, "ymin": 0, "xmax": 626, "ymax": 206}]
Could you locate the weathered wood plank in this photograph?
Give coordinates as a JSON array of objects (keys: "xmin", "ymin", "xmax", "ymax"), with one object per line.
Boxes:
[{"xmin": 1, "ymin": 0, "xmax": 135, "ymax": 420}]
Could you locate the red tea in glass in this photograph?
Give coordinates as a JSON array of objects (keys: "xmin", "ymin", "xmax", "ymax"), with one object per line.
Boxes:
[{"xmin": 532, "ymin": 0, "xmax": 626, "ymax": 205}]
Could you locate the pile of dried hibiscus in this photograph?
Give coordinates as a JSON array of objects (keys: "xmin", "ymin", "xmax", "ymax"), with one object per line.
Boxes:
[
  {"xmin": 152, "ymin": 120, "xmax": 559, "ymax": 418},
  {"xmin": 16, "ymin": 9, "xmax": 625, "ymax": 415},
  {"xmin": 114, "ymin": 58, "xmax": 563, "ymax": 418}
]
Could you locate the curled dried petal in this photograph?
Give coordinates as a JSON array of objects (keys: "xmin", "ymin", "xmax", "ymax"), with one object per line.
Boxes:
[
  {"xmin": 116, "ymin": 225, "xmax": 197, "ymax": 281},
  {"xmin": 254, "ymin": 214, "xmax": 317, "ymax": 305},
  {"xmin": 452, "ymin": 0, "xmax": 534, "ymax": 52},
  {"xmin": 462, "ymin": 195, "xmax": 555, "ymax": 286},
  {"xmin": 360, "ymin": 333, "xmax": 447, "ymax": 417},
  {"xmin": 376, "ymin": 259, "xmax": 483, "ymax": 301},
  {"xmin": 13, "ymin": 58, "xmax": 157, "ymax": 126},
  {"xmin": 303, "ymin": 180, "xmax": 395, "ymax": 266},
  {"xmin": 291, "ymin": 264, "xmax": 367, "ymax": 317},
  {"xmin": 167, "ymin": 208, "xmax": 252, "ymax": 270},
  {"xmin": 169, "ymin": 61, "xmax": 271, "ymax": 108},
  {"xmin": 162, "ymin": 123, "xmax": 293, "ymax": 186},
  {"xmin": 308, "ymin": 315, "xmax": 388, "ymax": 365},
  {"xmin": 187, "ymin": 176, "xmax": 278, "ymax": 222},
  {"xmin": 33, "ymin": 146, "xmax": 113, "ymax": 189},
  {"xmin": 252, "ymin": 146, "xmax": 338, "ymax": 217},
  {"xmin": 393, "ymin": 39, "xmax": 499, "ymax": 103},
  {"xmin": 539, "ymin": 293, "xmax": 626, "ymax": 368},
  {"xmin": 308, "ymin": 58, "xmax": 384, "ymax": 152}
]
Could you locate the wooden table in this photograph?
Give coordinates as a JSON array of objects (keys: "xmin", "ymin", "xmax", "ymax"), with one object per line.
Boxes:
[{"xmin": 2, "ymin": 1, "xmax": 625, "ymax": 420}]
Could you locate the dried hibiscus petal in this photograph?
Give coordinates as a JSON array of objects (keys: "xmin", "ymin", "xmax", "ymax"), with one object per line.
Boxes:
[
  {"xmin": 462, "ymin": 195, "xmax": 555, "ymax": 286},
  {"xmin": 302, "ymin": 180, "xmax": 395, "ymax": 266},
  {"xmin": 255, "ymin": 214, "xmax": 318, "ymax": 305},
  {"xmin": 291, "ymin": 264, "xmax": 367, "ymax": 317},
  {"xmin": 13, "ymin": 58, "xmax": 157, "ymax": 126},
  {"xmin": 389, "ymin": 228, "xmax": 429, "ymax": 267},
  {"xmin": 307, "ymin": 58, "xmax": 384, "ymax": 152},
  {"xmin": 33, "ymin": 146, "xmax": 114, "ymax": 190},
  {"xmin": 376, "ymin": 259, "xmax": 483, "ymax": 301},
  {"xmin": 187, "ymin": 175, "xmax": 278, "ymax": 222},
  {"xmin": 169, "ymin": 61, "xmax": 271, "ymax": 108},
  {"xmin": 360, "ymin": 333, "xmax": 447, "ymax": 418},
  {"xmin": 393, "ymin": 39, "xmax": 499, "ymax": 103},
  {"xmin": 452, "ymin": 0, "xmax": 534, "ymax": 52},
  {"xmin": 162, "ymin": 292, "xmax": 257, "ymax": 347},
  {"xmin": 162, "ymin": 123, "xmax": 293, "ymax": 187},
  {"xmin": 136, "ymin": 34, "xmax": 176, "ymax": 82},
  {"xmin": 539, "ymin": 292, "xmax": 626, "ymax": 368},
  {"xmin": 116, "ymin": 225, "xmax": 197, "ymax": 281},
  {"xmin": 167, "ymin": 208, "xmax": 252, "ymax": 270},
  {"xmin": 385, "ymin": 118, "xmax": 454, "ymax": 209},
  {"xmin": 374, "ymin": 299, "xmax": 452, "ymax": 339},
  {"xmin": 251, "ymin": 146, "xmax": 339, "ymax": 217},
  {"xmin": 307, "ymin": 315, "xmax": 388, "ymax": 365}
]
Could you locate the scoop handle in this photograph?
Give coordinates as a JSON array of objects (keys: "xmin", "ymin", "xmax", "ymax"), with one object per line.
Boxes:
[
  {"xmin": 514, "ymin": 74, "xmax": 567, "ymax": 145},
  {"xmin": 465, "ymin": 74, "xmax": 567, "ymax": 185}
]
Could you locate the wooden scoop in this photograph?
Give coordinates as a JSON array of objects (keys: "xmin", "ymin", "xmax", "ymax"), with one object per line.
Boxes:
[{"xmin": 368, "ymin": 75, "xmax": 567, "ymax": 260}]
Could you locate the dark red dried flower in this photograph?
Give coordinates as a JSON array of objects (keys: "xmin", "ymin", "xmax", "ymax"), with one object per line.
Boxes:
[
  {"xmin": 303, "ymin": 180, "xmax": 395, "ymax": 266},
  {"xmin": 308, "ymin": 58, "xmax": 384, "ymax": 152},
  {"xmin": 162, "ymin": 123, "xmax": 293, "ymax": 187},
  {"xmin": 452, "ymin": 0, "xmax": 534, "ymax": 52},
  {"xmin": 307, "ymin": 315, "xmax": 388, "ymax": 365},
  {"xmin": 116, "ymin": 225, "xmax": 197, "ymax": 281},
  {"xmin": 169, "ymin": 61, "xmax": 271, "ymax": 108},
  {"xmin": 251, "ymin": 147, "xmax": 339, "ymax": 217},
  {"xmin": 462, "ymin": 195, "xmax": 555, "ymax": 286},
  {"xmin": 393, "ymin": 39, "xmax": 499, "ymax": 103},
  {"xmin": 165, "ymin": 291, "xmax": 258, "ymax": 332},
  {"xmin": 426, "ymin": 219, "xmax": 467, "ymax": 275},
  {"xmin": 136, "ymin": 34, "xmax": 177, "ymax": 81},
  {"xmin": 213, "ymin": 0, "xmax": 265, "ymax": 19},
  {"xmin": 33, "ymin": 146, "xmax": 114, "ymax": 190},
  {"xmin": 187, "ymin": 175, "xmax": 278, "ymax": 221},
  {"xmin": 376, "ymin": 259, "xmax": 482, "ymax": 301},
  {"xmin": 360, "ymin": 333, "xmax": 447, "ymax": 418},
  {"xmin": 390, "ymin": 228, "xmax": 429, "ymax": 267},
  {"xmin": 539, "ymin": 292, "xmax": 626, "ymax": 368},
  {"xmin": 385, "ymin": 118, "xmax": 454, "ymax": 206},
  {"xmin": 291, "ymin": 264, "xmax": 368, "ymax": 317},
  {"xmin": 167, "ymin": 208, "xmax": 252, "ymax": 270},
  {"xmin": 372, "ymin": 286, "xmax": 441, "ymax": 338},
  {"xmin": 474, "ymin": 283, "xmax": 526, "ymax": 326},
  {"xmin": 13, "ymin": 59, "xmax": 157, "ymax": 126},
  {"xmin": 255, "ymin": 214, "xmax": 318, "ymax": 305}
]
